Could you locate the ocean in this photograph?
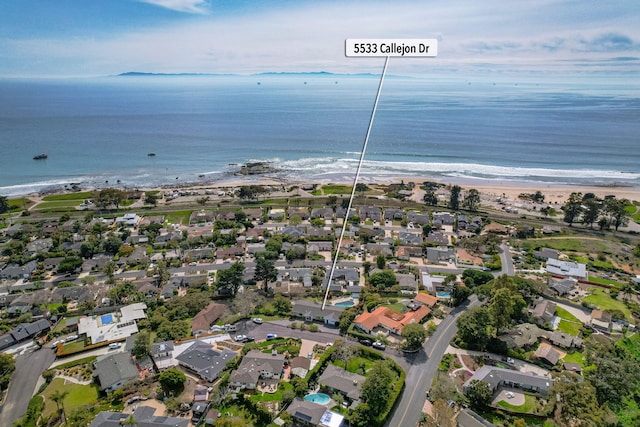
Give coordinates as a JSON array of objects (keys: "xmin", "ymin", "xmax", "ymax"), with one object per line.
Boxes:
[{"xmin": 0, "ymin": 75, "xmax": 639, "ymax": 196}]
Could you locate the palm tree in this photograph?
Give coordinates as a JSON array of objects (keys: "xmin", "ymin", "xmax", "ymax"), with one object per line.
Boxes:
[{"xmin": 50, "ymin": 390, "xmax": 68, "ymax": 422}]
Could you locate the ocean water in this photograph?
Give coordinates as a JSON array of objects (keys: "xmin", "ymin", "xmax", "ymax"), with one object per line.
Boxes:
[{"xmin": 0, "ymin": 75, "xmax": 639, "ymax": 196}]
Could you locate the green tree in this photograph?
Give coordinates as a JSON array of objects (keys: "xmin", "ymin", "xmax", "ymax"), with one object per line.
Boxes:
[
  {"xmin": 145, "ymin": 192, "xmax": 158, "ymax": 207},
  {"xmin": 338, "ymin": 307, "xmax": 357, "ymax": 334},
  {"xmin": 57, "ymin": 256, "xmax": 83, "ymax": 274},
  {"xmin": 273, "ymin": 295, "xmax": 292, "ymax": 315},
  {"xmin": 604, "ymin": 197, "xmax": 629, "ymax": 231},
  {"xmin": 158, "ymin": 368, "xmax": 186, "ymax": 395},
  {"xmin": 216, "ymin": 261, "xmax": 245, "ymax": 297},
  {"xmin": 132, "ymin": 329, "xmax": 151, "ymax": 358},
  {"xmin": 0, "ymin": 195, "xmax": 8, "ymax": 214},
  {"xmin": 463, "ymin": 188, "xmax": 480, "ymax": 211},
  {"xmin": 349, "ymin": 403, "xmax": 372, "ymax": 427},
  {"xmin": 97, "ymin": 188, "xmax": 126, "ymax": 209},
  {"xmin": 375, "ymin": 253, "xmax": 386, "ymax": 270},
  {"xmin": 254, "ymin": 256, "xmax": 277, "ymax": 294},
  {"xmin": 401, "ymin": 322, "xmax": 427, "ymax": 351},
  {"xmin": 291, "ymin": 376, "xmax": 308, "ymax": 396},
  {"xmin": 50, "ymin": 390, "xmax": 69, "ymax": 423},
  {"xmin": 546, "ymin": 371, "xmax": 610, "ymax": 427},
  {"xmin": 0, "ymin": 353, "xmax": 15, "ymax": 391},
  {"xmin": 449, "ymin": 185, "xmax": 461, "ymax": 210},
  {"xmin": 456, "ymin": 307, "xmax": 492, "ymax": 350},
  {"xmin": 563, "ymin": 192, "xmax": 583, "ymax": 226},
  {"xmin": 423, "ymin": 190, "xmax": 438, "ymax": 206},
  {"xmin": 489, "ymin": 287, "xmax": 516, "ymax": 333},
  {"xmin": 360, "ymin": 361, "xmax": 395, "ymax": 416},
  {"xmin": 67, "ymin": 408, "xmax": 92, "ymax": 427},
  {"xmin": 464, "ymin": 379, "xmax": 492, "ymax": 410},
  {"xmin": 582, "ymin": 198, "xmax": 601, "ymax": 228},
  {"xmin": 369, "ymin": 270, "xmax": 397, "ymax": 290}
]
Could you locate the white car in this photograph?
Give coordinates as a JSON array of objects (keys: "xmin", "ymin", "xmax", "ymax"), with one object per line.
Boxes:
[
  {"xmin": 109, "ymin": 342, "xmax": 122, "ymax": 349},
  {"xmin": 252, "ymin": 317, "xmax": 263, "ymax": 324},
  {"xmin": 234, "ymin": 334, "xmax": 248, "ymax": 342},
  {"xmin": 506, "ymin": 391, "xmax": 515, "ymax": 398}
]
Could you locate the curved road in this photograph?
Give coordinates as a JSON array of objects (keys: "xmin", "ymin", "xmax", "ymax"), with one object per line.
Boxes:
[{"xmin": 385, "ymin": 295, "xmax": 480, "ymax": 427}]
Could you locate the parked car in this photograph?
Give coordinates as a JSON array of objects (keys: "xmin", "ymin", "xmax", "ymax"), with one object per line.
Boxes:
[
  {"xmin": 234, "ymin": 335, "xmax": 248, "ymax": 342},
  {"xmin": 223, "ymin": 324, "xmax": 237, "ymax": 332},
  {"xmin": 372, "ymin": 341, "xmax": 386, "ymax": 350},
  {"xmin": 252, "ymin": 317, "xmax": 263, "ymax": 324},
  {"xmin": 359, "ymin": 338, "xmax": 372, "ymax": 346},
  {"xmin": 108, "ymin": 342, "xmax": 122, "ymax": 349},
  {"xmin": 245, "ymin": 336, "xmax": 255, "ymax": 342},
  {"xmin": 65, "ymin": 335, "xmax": 79, "ymax": 342},
  {"xmin": 266, "ymin": 333, "xmax": 278, "ymax": 340}
]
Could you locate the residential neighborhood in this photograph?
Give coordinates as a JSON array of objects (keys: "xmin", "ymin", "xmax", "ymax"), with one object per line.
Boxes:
[{"xmin": 0, "ymin": 182, "xmax": 639, "ymax": 427}]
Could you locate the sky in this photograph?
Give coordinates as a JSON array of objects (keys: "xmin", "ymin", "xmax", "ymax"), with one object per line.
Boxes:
[{"xmin": 0, "ymin": 0, "xmax": 638, "ymax": 79}]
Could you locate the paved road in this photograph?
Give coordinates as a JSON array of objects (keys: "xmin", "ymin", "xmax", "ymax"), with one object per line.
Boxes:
[
  {"xmin": 386, "ymin": 295, "xmax": 481, "ymax": 427},
  {"xmin": 498, "ymin": 243, "xmax": 515, "ymax": 276},
  {"xmin": 0, "ymin": 347, "xmax": 56, "ymax": 426}
]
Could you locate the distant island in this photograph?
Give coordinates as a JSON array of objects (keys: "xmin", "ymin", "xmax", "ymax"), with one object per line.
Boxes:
[{"xmin": 115, "ymin": 71, "xmax": 406, "ymax": 78}]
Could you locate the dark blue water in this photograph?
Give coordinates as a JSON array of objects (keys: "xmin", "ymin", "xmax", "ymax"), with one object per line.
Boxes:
[{"xmin": 0, "ymin": 75, "xmax": 638, "ymax": 196}]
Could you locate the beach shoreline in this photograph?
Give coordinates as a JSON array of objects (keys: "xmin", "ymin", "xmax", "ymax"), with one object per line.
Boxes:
[{"xmin": 15, "ymin": 171, "xmax": 639, "ymax": 205}]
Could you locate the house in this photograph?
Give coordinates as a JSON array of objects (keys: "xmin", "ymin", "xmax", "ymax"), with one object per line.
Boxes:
[
  {"xmin": 422, "ymin": 273, "xmax": 446, "ymax": 295},
  {"xmin": 190, "ymin": 210, "xmax": 214, "ymax": 224},
  {"xmin": 533, "ymin": 247, "xmax": 560, "ymax": 260},
  {"xmin": 406, "ymin": 210, "xmax": 430, "ymax": 225},
  {"xmin": 290, "ymin": 356, "xmax": 312, "ymax": 378},
  {"xmin": 433, "ymin": 212, "xmax": 455, "ymax": 226},
  {"xmin": 93, "ymin": 353, "xmax": 139, "ymax": 392},
  {"xmin": 78, "ymin": 303, "xmax": 147, "ymax": 344},
  {"xmin": 318, "ymin": 364, "xmax": 365, "ymax": 404},
  {"xmin": 26, "ymin": 238, "xmax": 53, "ymax": 254},
  {"xmin": 354, "ymin": 305, "xmax": 430, "ymax": 336},
  {"xmin": 397, "ymin": 232, "xmax": 423, "ymax": 246},
  {"xmin": 562, "ymin": 362, "xmax": 583, "ymax": 375},
  {"xmin": 229, "ymin": 350, "xmax": 286, "ymax": 391},
  {"xmin": 286, "ymin": 398, "xmax": 344, "ymax": 427},
  {"xmin": 426, "ymin": 246, "xmax": 455, "ymax": 263},
  {"xmin": 115, "ymin": 213, "xmax": 141, "ymax": 227},
  {"xmin": 268, "ymin": 208, "xmax": 285, "ymax": 220},
  {"xmin": 175, "ymin": 340, "xmax": 236, "ymax": 382},
  {"xmin": 426, "ymin": 231, "xmax": 449, "ymax": 245},
  {"xmin": 151, "ymin": 341, "xmax": 175, "ymax": 370},
  {"xmin": 384, "ymin": 208, "xmax": 405, "ymax": 221},
  {"xmin": 292, "ymin": 300, "xmax": 345, "ymax": 327},
  {"xmin": 0, "ymin": 261, "xmax": 38, "ymax": 280},
  {"xmin": 396, "ymin": 246, "xmax": 422, "ymax": 261},
  {"xmin": 546, "ymin": 258, "xmax": 587, "ymax": 280},
  {"xmin": 311, "ymin": 207, "xmax": 334, "ymax": 219},
  {"xmin": 191, "ymin": 302, "xmax": 227, "ymax": 335},
  {"xmin": 359, "ymin": 206, "xmax": 382, "ymax": 222},
  {"xmin": 530, "ymin": 299, "xmax": 556, "ymax": 324},
  {"xmin": 548, "ymin": 330, "xmax": 582, "ymax": 349},
  {"xmin": 278, "ymin": 268, "xmax": 313, "ymax": 288},
  {"xmin": 548, "ymin": 277, "xmax": 577, "ymax": 296},
  {"xmin": 216, "ymin": 246, "xmax": 244, "ymax": 260},
  {"xmin": 534, "ymin": 343, "xmax": 561, "ymax": 365},
  {"xmin": 397, "ymin": 274, "xmax": 418, "ymax": 292},
  {"xmin": 414, "ymin": 293, "xmax": 438, "ymax": 308},
  {"xmin": 0, "ymin": 319, "xmax": 51, "ymax": 351},
  {"xmin": 483, "ymin": 222, "xmax": 509, "ymax": 234},
  {"xmin": 90, "ymin": 406, "xmax": 188, "ymax": 427},
  {"xmin": 288, "ymin": 207, "xmax": 310, "ymax": 220},
  {"xmin": 590, "ymin": 310, "xmax": 612, "ymax": 332},
  {"xmin": 464, "ymin": 365, "xmax": 552, "ymax": 397}
]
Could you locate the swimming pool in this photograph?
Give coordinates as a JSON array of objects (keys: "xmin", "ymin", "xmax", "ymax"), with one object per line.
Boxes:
[
  {"xmin": 436, "ymin": 291, "xmax": 451, "ymax": 299},
  {"xmin": 334, "ymin": 299, "xmax": 355, "ymax": 307},
  {"xmin": 304, "ymin": 393, "xmax": 331, "ymax": 405}
]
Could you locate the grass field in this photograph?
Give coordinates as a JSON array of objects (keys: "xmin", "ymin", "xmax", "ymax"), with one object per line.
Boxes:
[
  {"xmin": 41, "ymin": 378, "xmax": 99, "ymax": 420},
  {"xmin": 163, "ymin": 210, "xmax": 192, "ymax": 225},
  {"xmin": 560, "ymin": 351, "xmax": 585, "ymax": 366},
  {"xmin": 249, "ymin": 381, "xmax": 293, "ymax": 403},
  {"xmin": 583, "ymin": 289, "xmax": 632, "ymax": 320},
  {"xmin": 529, "ymin": 238, "xmax": 606, "ymax": 253},
  {"xmin": 312, "ymin": 185, "xmax": 353, "ymax": 196},
  {"xmin": 42, "ymin": 192, "xmax": 94, "ymax": 201},
  {"xmin": 588, "ymin": 276, "xmax": 626, "ymax": 288}
]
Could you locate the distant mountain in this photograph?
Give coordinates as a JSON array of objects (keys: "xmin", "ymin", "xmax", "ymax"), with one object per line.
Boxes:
[{"xmin": 115, "ymin": 71, "xmax": 409, "ymax": 78}]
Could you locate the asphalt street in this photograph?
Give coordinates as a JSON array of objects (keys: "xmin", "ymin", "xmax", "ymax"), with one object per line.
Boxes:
[
  {"xmin": 385, "ymin": 295, "xmax": 480, "ymax": 427},
  {"xmin": 0, "ymin": 346, "xmax": 56, "ymax": 426}
]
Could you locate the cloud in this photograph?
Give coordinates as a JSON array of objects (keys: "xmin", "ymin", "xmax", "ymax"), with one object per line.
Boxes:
[{"xmin": 137, "ymin": 0, "xmax": 209, "ymax": 14}]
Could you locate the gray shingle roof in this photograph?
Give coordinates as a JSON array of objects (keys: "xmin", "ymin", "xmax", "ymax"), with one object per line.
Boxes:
[{"xmin": 94, "ymin": 353, "xmax": 138, "ymax": 390}]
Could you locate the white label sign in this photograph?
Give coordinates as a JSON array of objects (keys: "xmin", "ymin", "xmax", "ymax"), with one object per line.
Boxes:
[{"xmin": 346, "ymin": 38, "xmax": 438, "ymax": 57}]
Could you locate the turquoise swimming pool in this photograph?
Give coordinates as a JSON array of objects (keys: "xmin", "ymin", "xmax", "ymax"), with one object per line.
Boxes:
[
  {"xmin": 334, "ymin": 299, "xmax": 355, "ymax": 307},
  {"xmin": 304, "ymin": 393, "xmax": 331, "ymax": 405}
]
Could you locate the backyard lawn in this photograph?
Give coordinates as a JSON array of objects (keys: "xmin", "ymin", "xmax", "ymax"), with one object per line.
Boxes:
[
  {"xmin": 555, "ymin": 307, "xmax": 583, "ymax": 336},
  {"xmin": 495, "ymin": 394, "xmax": 538, "ymax": 414},
  {"xmin": 560, "ymin": 351, "xmax": 585, "ymax": 366},
  {"xmin": 583, "ymin": 289, "xmax": 632, "ymax": 320},
  {"xmin": 41, "ymin": 378, "xmax": 100, "ymax": 419}
]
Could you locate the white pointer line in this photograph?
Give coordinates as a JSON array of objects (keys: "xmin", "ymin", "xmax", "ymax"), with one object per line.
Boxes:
[{"xmin": 321, "ymin": 56, "xmax": 390, "ymax": 310}]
